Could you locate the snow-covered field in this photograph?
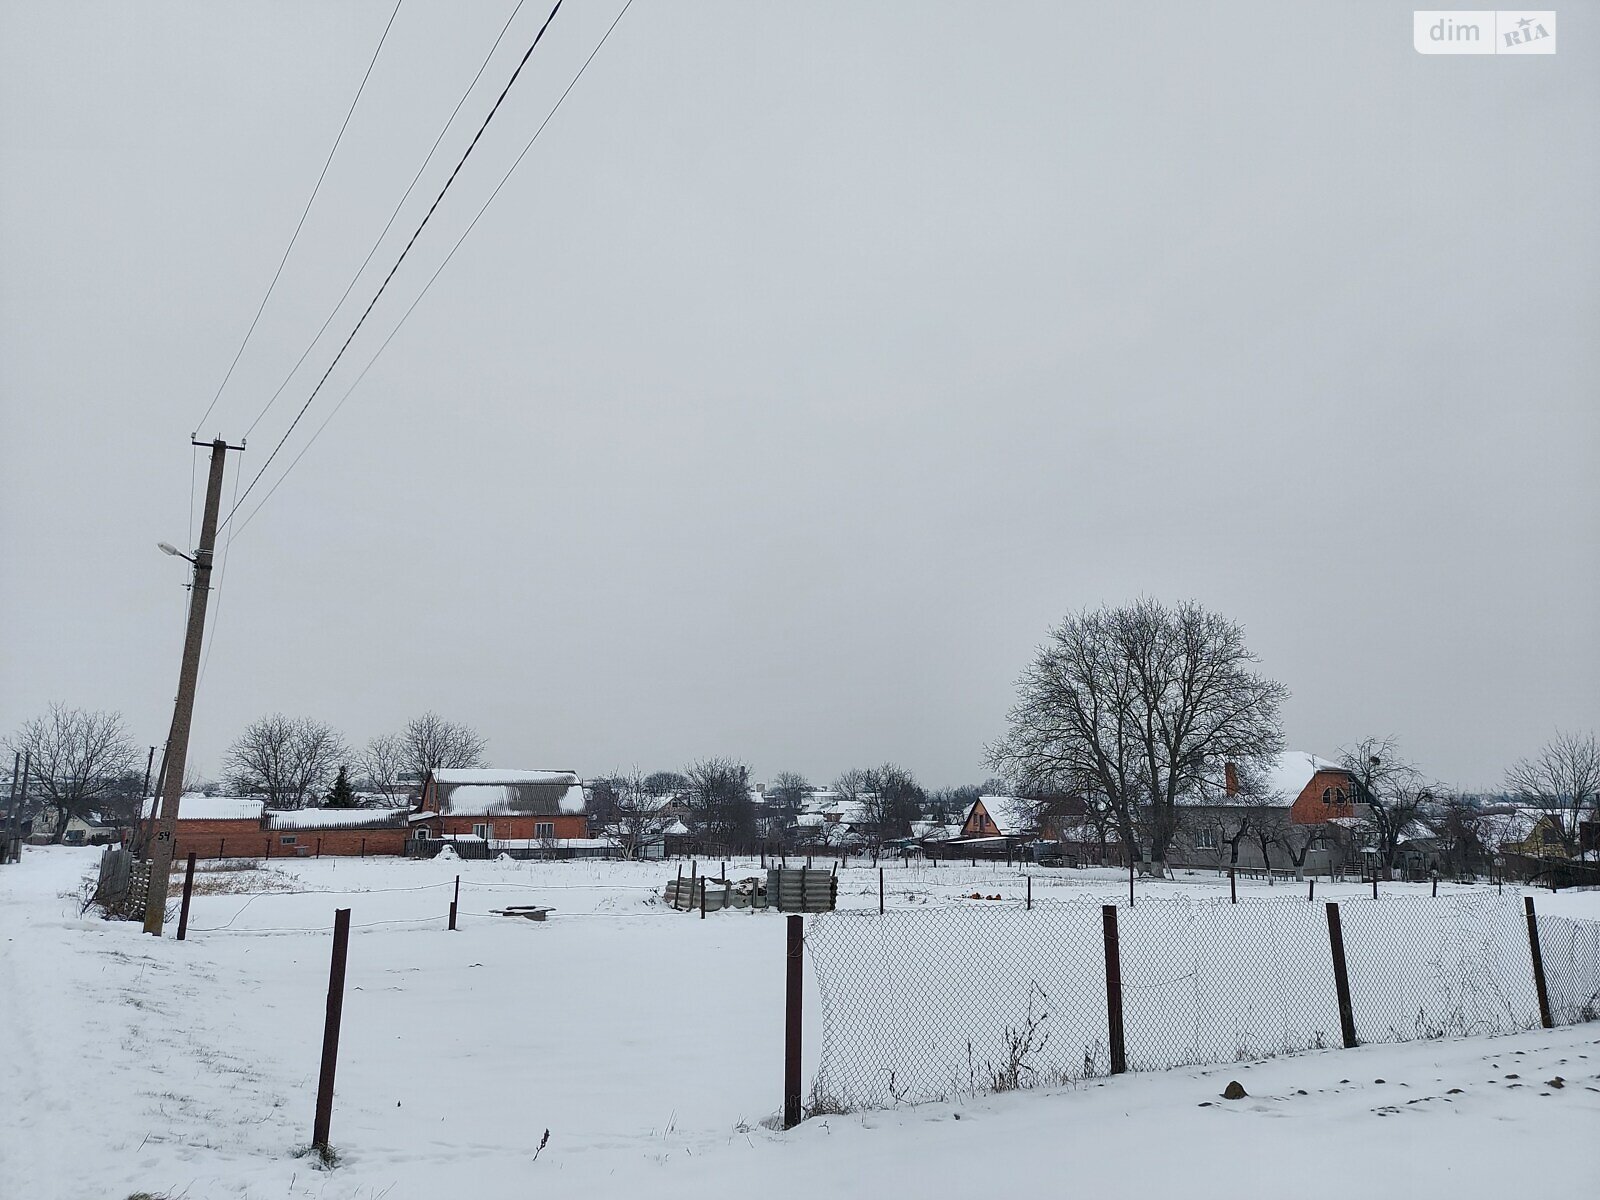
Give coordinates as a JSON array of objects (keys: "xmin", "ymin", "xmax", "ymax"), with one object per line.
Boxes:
[{"xmin": 2, "ymin": 847, "xmax": 1597, "ymax": 1199}]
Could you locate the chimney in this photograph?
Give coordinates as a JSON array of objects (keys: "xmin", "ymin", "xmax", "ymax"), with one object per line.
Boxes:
[{"xmin": 1224, "ymin": 761, "xmax": 1239, "ymax": 798}]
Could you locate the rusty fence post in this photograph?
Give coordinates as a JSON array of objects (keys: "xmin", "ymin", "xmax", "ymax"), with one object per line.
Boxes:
[
  {"xmin": 1524, "ymin": 896, "xmax": 1555, "ymax": 1029},
  {"xmin": 312, "ymin": 908, "xmax": 352, "ymax": 1157},
  {"xmin": 783, "ymin": 914, "xmax": 804, "ymax": 1128},
  {"xmin": 218, "ymin": 837, "xmax": 225, "ymax": 859},
  {"xmin": 1325, "ymin": 902, "xmax": 1358, "ymax": 1048},
  {"xmin": 1230, "ymin": 867, "xmax": 1237, "ymax": 904},
  {"xmin": 1102, "ymin": 904, "xmax": 1127, "ymax": 1075},
  {"xmin": 176, "ymin": 851, "xmax": 197, "ymax": 941}
]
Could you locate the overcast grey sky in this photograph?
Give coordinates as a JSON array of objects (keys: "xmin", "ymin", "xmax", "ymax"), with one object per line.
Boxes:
[{"xmin": 2, "ymin": 1, "xmax": 1595, "ymax": 791}]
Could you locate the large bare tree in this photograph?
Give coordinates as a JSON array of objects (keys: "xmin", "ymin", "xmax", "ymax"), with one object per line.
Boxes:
[
  {"xmin": 833, "ymin": 764, "xmax": 924, "ymax": 848},
  {"xmin": 682, "ymin": 757, "xmax": 755, "ymax": 854},
  {"xmin": 1505, "ymin": 730, "xmax": 1600, "ymax": 857},
  {"xmin": 399, "ymin": 712, "xmax": 487, "ymax": 781},
  {"xmin": 5, "ymin": 704, "xmax": 139, "ymax": 842},
  {"xmin": 224, "ymin": 714, "xmax": 349, "ymax": 809},
  {"xmin": 1337, "ymin": 736, "xmax": 1434, "ymax": 878},
  {"xmin": 358, "ymin": 733, "xmax": 410, "ymax": 806},
  {"xmin": 988, "ymin": 599, "xmax": 1286, "ymax": 876},
  {"xmin": 612, "ymin": 770, "xmax": 670, "ymax": 860}
]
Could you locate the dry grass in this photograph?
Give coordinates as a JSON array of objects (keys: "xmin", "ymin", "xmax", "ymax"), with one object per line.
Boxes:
[{"xmin": 167, "ymin": 863, "xmax": 297, "ymax": 897}]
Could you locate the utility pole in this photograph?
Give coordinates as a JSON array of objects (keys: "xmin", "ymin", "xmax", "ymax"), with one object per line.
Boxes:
[{"xmin": 143, "ymin": 438, "xmax": 236, "ymax": 934}]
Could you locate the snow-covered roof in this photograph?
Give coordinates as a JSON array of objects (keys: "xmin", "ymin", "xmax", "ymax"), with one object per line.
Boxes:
[
  {"xmin": 142, "ymin": 795, "xmax": 263, "ymax": 822},
  {"xmin": 964, "ymin": 795, "xmax": 1037, "ymax": 836},
  {"xmin": 1257, "ymin": 752, "xmax": 1346, "ymax": 802},
  {"xmin": 432, "ymin": 769, "xmax": 579, "ymax": 786},
  {"xmin": 431, "ymin": 770, "xmax": 586, "ymax": 817},
  {"xmin": 264, "ymin": 808, "xmax": 407, "ymax": 831}
]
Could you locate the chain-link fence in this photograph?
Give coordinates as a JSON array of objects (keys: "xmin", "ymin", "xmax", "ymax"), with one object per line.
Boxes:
[
  {"xmin": 1537, "ymin": 912, "xmax": 1600, "ymax": 1024},
  {"xmin": 805, "ymin": 894, "xmax": 1600, "ymax": 1112}
]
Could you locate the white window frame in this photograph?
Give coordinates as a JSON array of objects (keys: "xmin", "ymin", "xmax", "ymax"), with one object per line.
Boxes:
[
  {"xmin": 1197, "ymin": 827, "xmax": 1219, "ymax": 850},
  {"xmin": 535, "ymin": 821, "xmax": 556, "ymax": 840},
  {"xmin": 280, "ymin": 835, "xmax": 297, "ymax": 846},
  {"xmin": 472, "ymin": 823, "xmax": 493, "ymax": 840}
]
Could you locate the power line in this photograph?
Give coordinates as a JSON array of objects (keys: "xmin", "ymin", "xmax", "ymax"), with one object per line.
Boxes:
[
  {"xmin": 220, "ymin": 0, "xmax": 570, "ymax": 533},
  {"xmin": 230, "ymin": 0, "xmax": 636, "ymax": 539},
  {"xmin": 190, "ymin": 0, "xmax": 407, "ymax": 437},
  {"xmin": 241, "ymin": 0, "xmax": 535, "ymax": 443}
]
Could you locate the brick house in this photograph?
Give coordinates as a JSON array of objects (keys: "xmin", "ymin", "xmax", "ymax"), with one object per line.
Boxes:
[
  {"xmin": 411, "ymin": 769, "xmax": 588, "ymax": 842},
  {"xmin": 140, "ymin": 795, "xmax": 411, "ymax": 859}
]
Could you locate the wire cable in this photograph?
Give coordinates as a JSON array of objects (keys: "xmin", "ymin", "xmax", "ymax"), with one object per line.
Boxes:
[
  {"xmin": 241, "ymin": 0, "xmax": 534, "ymax": 442},
  {"xmin": 219, "ymin": 0, "xmax": 570, "ymax": 532},
  {"xmin": 190, "ymin": 0, "xmax": 407, "ymax": 437},
  {"xmin": 229, "ymin": 0, "xmax": 634, "ymax": 539}
]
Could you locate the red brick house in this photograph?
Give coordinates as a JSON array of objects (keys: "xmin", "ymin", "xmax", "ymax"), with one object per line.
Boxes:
[
  {"xmin": 138, "ymin": 795, "xmax": 411, "ymax": 860},
  {"xmin": 411, "ymin": 769, "xmax": 588, "ymax": 842}
]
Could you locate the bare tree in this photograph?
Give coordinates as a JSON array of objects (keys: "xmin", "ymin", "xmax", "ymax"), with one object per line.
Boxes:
[
  {"xmin": 5, "ymin": 704, "xmax": 139, "ymax": 842},
  {"xmin": 398, "ymin": 712, "xmax": 487, "ymax": 781},
  {"xmin": 988, "ymin": 599, "xmax": 1287, "ymax": 876},
  {"xmin": 612, "ymin": 771, "xmax": 670, "ymax": 859},
  {"xmin": 1505, "ymin": 730, "xmax": 1600, "ymax": 858},
  {"xmin": 831, "ymin": 764, "xmax": 924, "ymax": 849},
  {"xmin": 682, "ymin": 758, "xmax": 755, "ymax": 854},
  {"xmin": 359, "ymin": 733, "xmax": 410, "ymax": 806},
  {"xmin": 1337, "ymin": 736, "xmax": 1433, "ymax": 879},
  {"xmin": 224, "ymin": 715, "xmax": 349, "ymax": 808}
]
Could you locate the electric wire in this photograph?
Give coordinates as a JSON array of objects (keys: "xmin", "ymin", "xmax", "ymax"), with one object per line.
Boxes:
[
  {"xmin": 240, "ymin": 0, "xmax": 534, "ymax": 443},
  {"xmin": 190, "ymin": 0, "xmax": 407, "ymax": 437},
  {"xmin": 229, "ymin": 0, "xmax": 635, "ymax": 539},
  {"xmin": 219, "ymin": 0, "xmax": 571, "ymax": 533}
]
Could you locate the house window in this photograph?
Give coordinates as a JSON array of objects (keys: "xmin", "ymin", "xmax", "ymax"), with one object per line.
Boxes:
[
  {"xmin": 535, "ymin": 822, "xmax": 555, "ymax": 840},
  {"xmin": 414, "ymin": 825, "xmax": 431, "ymax": 839},
  {"xmin": 1197, "ymin": 828, "xmax": 1219, "ymax": 850},
  {"xmin": 472, "ymin": 823, "xmax": 492, "ymax": 840},
  {"xmin": 1322, "ymin": 787, "xmax": 1346, "ymax": 806},
  {"xmin": 280, "ymin": 836, "xmax": 297, "ymax": 846}
]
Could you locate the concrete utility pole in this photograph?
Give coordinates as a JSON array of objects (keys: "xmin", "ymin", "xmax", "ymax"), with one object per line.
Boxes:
[{"xmin": 143, "ymin": 438, "xmax": 234, "ymax": 934}]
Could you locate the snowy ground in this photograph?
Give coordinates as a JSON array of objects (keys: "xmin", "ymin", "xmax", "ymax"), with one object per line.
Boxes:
[{"xmin": 2, "ymin": 847, "xmax": 1597, "ymax": 1199}]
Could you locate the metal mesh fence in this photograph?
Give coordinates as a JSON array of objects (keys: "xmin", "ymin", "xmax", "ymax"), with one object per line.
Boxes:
[
  {"xmin": 807, "ymin": 902, "xmax": 1108, "ymax": 1109},
  {"xmin": 1338, "ymin": 893, "xmax": 1541, "ymax": 1041},
  {"xmin": 1538, "ymin": 913, "xmax": 1600, "ymax": 1025},
  {"xmin": 806, "ymin": 894, "xmax": 1600, "ymax": 1113}
]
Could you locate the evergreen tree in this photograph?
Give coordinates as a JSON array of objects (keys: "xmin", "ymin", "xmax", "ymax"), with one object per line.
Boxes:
[{"xmin": 325, "ymin": 764, "xmax": 357, "ymax": 809}]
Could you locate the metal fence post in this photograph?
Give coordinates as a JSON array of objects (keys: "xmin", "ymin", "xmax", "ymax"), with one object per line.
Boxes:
[
  {"xmin": 176, "ymin": 851, "xmax": 197, "ymax": 941},
  {"xmin": 1524, "ymin": 896, "xmax": 1554, "ymax": 1029},
  {"xmin": 1102, "ymin": 904, "xmax": 1127, "ymax": 1075},
  {"xmin": 1325, "ymin": 902, "xmax": 1358, "ymax": 1048},
  {"xmin": 312, "ymin": 908, "xmax": 352, "ymax": 1156},
  {"xmin": 878, "ymin": 867, "xmax": 884, "ymax": 915},
  {"xmin": 783, "ymin": 914, "xmax": 804, "ymax": 1127},
  {"xmin": 449, "ymin": 874, "xmax": 459, "ymax": 931},
  {"xmin": 1026, "ymin": 874, "xmax": 1032, "ymax": 911},
  {"xmin": 1230, "ymin": 866, "xmax": 1237, "ymax": 904}
]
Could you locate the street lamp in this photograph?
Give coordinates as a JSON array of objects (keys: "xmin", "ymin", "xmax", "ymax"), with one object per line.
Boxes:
[{"xmin": 157, "ymin": 541, "xmax": 196, "ymax": 564}]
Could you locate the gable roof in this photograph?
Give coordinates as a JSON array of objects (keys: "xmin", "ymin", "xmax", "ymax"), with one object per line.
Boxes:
[
  {"xmin": 1258, "ymin": 751, "xmax": 1348, "ymax": 802},
  {"xmin": 429, "ymin": 769, "xmax": 585, "ymax": 817},
  {"xmin": 963, "ymin": 795, "xmax": 1038, "ymax": 837}
]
